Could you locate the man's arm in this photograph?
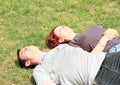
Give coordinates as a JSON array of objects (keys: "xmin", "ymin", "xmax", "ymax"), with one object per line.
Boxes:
[
  {"xmin": 32, "ymin": 65, "xmax": 56, "ymax": 85},
  {"xmin": 42, "ymin": 80, "xmax": 56, "ymax": 85},
  {"xmin": 91, "ymin": 29, "xmax": 119, "ymax": 53}
]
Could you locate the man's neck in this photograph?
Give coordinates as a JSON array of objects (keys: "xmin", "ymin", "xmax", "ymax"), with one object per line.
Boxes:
[{"xmin": 38, "ymin": 52, "xmax": 45, "ymax": 64}]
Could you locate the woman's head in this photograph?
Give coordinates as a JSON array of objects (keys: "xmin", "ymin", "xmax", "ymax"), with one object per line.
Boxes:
[{"xmin": 46, "ymin": 26, "xmax": 74, "ymax": 48}]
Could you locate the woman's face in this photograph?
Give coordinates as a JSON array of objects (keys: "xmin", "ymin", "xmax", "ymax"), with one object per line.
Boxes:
[{"xmin": 54, "ymin": 26, "xmax": 74, "ymax": 40}]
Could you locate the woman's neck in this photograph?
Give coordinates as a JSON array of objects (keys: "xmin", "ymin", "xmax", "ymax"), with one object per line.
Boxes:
[{"xmin": 67, "ymin": 33, "xmax": 76, "ymax": 41}]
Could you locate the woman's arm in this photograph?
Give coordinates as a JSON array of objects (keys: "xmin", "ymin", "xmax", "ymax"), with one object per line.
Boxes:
[
  {"xmin": 91, "ymin": 36, "xmax": 109, "ymax": 53},
  {"xmin": 91, "ymin": 29, "xmax": 119, "ymax": 53}
]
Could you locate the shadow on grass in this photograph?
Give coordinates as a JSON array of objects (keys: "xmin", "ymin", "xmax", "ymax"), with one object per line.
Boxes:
[
  {"xmin": 31, "ymin": 76, "xmax": 36, "ymax": 85},
  {"xmin": 14, "ymin": 60, "xmax": 36, "ymax": 85},
  {"xmin": 15, "ymin": 60, "xmax": 20, "ymax": 67}
]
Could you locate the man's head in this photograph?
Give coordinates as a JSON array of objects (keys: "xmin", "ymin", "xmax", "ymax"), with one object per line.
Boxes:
[{"xmin": 17, "ymin": 46, "xmax": 41, "ymax": 68}]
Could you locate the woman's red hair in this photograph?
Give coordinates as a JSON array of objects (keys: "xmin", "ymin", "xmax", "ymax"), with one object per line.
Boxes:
[
  {"xmin": 46, "ymin": 26, "xmax": 61, "ymax": 48},
  {"xmin": 46, "ymin": 26, "xmax": 70, "ymax": 49}
]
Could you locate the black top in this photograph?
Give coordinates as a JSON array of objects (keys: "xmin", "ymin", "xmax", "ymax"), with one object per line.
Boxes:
[{"xmin": 68, "ymin": 26, "xmax": 120, "ymax": 52}]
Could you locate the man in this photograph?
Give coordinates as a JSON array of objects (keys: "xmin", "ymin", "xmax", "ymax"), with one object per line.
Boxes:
[{"xmin": 17, "ymin": 44, "xmax": 120, "ymax": 85}]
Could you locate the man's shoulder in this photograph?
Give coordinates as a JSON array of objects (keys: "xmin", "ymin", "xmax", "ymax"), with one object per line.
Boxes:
[
  {"xmin": 56, "ymin": 44, "xmax": 70, "ymax": 49},
  {"xmin": 47, "ymin": 44, "xmax": 72, "ymax": 54}
]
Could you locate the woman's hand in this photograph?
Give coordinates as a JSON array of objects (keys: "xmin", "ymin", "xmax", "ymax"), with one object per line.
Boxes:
[
  {"xmin": 91, "ymin": 28, "xmax": 119, "ymax": 53},
  {"xmin": 103, "ymin": 28, "xmax": 119, "ymax": 40}
]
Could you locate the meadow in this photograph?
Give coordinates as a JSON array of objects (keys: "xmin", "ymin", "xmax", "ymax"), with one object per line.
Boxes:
[{"xmin": 0, "ymin": 0, "xmax": 120, "ymax": 85}]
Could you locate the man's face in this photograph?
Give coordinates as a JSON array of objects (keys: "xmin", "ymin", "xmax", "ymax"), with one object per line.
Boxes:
[{"xmin": 19, "ymin": 46, "xmax": 40, "ymax": 66}]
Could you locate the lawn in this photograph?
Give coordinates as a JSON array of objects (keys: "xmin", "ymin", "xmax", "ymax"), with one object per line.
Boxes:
[{"xmin": 0, "ymin": 0, "xmax": 120, "ymax": 85}]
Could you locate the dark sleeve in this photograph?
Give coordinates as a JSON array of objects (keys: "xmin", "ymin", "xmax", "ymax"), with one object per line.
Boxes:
[{"xmin": 76, "ymin": 26, "xmax": 105, "ymax": 52}]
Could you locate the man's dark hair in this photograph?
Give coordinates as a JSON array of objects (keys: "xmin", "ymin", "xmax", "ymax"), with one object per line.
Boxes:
[
  {"xmin": 17, "ymin": 49, "xmax": 26, "ymax": 68},
  {"xmin": 17, "ymin": 49, "xmax": 36, "ymax": 68}
]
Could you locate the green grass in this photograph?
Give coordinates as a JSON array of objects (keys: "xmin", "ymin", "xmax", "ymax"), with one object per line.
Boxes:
[{"xmin": 0, "ymin": 0, "xmax": 120, "ymax": 85}]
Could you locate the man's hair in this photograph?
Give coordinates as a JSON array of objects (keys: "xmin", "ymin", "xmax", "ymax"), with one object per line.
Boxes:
[
  {"xmin": 17, "ymin": 49, "xmax": 36, "ymax": 68},
  {"xmin": 17, "ymin": 49, "xmax": 26, "ymax": 68},
  {"xmin": 46, "ymin": 26, "xmax": 70, "ymax": 49}
]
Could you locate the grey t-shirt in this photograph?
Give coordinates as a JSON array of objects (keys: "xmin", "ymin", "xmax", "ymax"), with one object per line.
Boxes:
[
  {"xmin": 68, "ymin": 26, "xmax": 120, "ymax": 52},
  {"xmin": 33, "ymin": 44, "xmax": 106, "ymax": 85}
]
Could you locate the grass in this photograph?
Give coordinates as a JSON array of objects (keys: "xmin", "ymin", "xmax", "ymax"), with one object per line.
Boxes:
[{"xmin": 0, "ymin": 0, "xmax": 120, "ymax": 85}]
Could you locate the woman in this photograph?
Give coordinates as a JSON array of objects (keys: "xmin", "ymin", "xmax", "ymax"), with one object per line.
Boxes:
[{"xmin": 46, "ymin": 25, "xmax": 120, "ymax": 52}]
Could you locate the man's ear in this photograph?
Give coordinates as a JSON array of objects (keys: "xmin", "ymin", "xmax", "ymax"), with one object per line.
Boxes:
[
  {"xmin": 25, "ymin": 61, "xmax": 31, "ymax": 67},
  {"xmin": 58, "ymin": 38, "xmax": 64, "ymax": 43}
]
